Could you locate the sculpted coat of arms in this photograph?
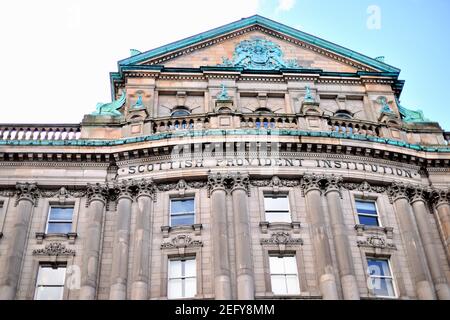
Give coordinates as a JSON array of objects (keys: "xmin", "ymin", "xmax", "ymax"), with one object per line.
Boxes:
[{"xmin": 219, "ymin": 38, "xmax": 300, "ymax": 70}]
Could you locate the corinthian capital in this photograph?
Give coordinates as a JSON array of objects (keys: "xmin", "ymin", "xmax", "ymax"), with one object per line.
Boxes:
[
  {"xmin": 409, "ymin": 185, "xmax": 430, "ymax": 204},
  {"xmin": 229, "ymin": 172, "xmax": 250, "ymax": 196},
  {"xmin": 431, "ymin": 189, "xmax": 449, "ymax": 208},
  {"xmin": 113, "ymin": 179, "xmax": 135, "ymax": 200},
  {"xmin": 15, "ymin": 182, "xmax": 39, "ymax": 205},
  {"xmin": 323, "ymin": 175, "xmax": 343, "ymax": 195},
  {"xmin": 300, "ymin": 174, "xmax": 323, "ymax": 195},
  {"xmin": 207, "ymin": 172, "xmax": 228, "ymax": 197},
  {"xmin": 86, "ymin": 182, "xmax": 108, "ymax": 205},
  {"xmin": 387, "ymin": 182, "xmax": 409, "ymax": 203},
  {"xmin": 135, "ymin": 178, "xmax": 156, "ymax": 200}
]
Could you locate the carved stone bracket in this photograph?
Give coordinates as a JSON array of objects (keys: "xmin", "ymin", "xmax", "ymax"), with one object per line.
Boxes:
[{"xmin": 33, "ymin": 242, "xmax": 76, "ymax": 256}]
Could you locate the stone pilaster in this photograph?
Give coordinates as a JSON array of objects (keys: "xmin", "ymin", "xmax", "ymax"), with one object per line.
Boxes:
[
  {"xmin": 230, "ymin": 172, "xmax": 254, "ymax": 300},
  {"xmin": 323, "ymin": 176, "xmax": 360, "ymax": 300},
  {"xmin": 432, "ymin": 189, "xmax": 450, "ymax": 263},
  {"xmin": 131, "ymin": 179, "xmax": 155, "ymax": 300},
  {"xmin": 79, "ymin": 183, "xmax": 108, "ymax": 300},
  {"xmin": 207, "ymin": 172, "xmax": 232, "ymax": 300},
  {"xmin": 109, "ymin": 180, "xmax": 134, "ymax": 300},
  {"xmin": 0, "ymin": 182, "xmax": 39, "ymax": 300},
  {"xmin": 387, "ymin": 182, "xmax": 435, "ymax": 300},
  {"xmin": 301, "ymin": 174, "xmax": 339, "ymax": 300},
  {"xmin": 410, "ymin": 187, "xmax": 450, "ymax": 300}
]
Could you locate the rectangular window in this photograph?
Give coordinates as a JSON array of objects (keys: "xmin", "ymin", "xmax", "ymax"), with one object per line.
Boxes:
[
  {"xmin": 269, "ymin": 256, "xmax": 300, "ymax": 295},
  {"xmin": 367, "ymin": 258, "xmax": 396, "ymax": 298},
  {"xmin": 46, "ymin": 206, "xmax": 74, "ymax": 234},
  {"xmin": 356, "ymin": 200, "xmax": 379, "ymax": 226},
  {"xmin": 170, "ymin": 198, "xmax": 195, "ymax": 227},
  {"xmin": 168, "ymin": 258, "xmax": 197, "ymax": 299},
  {"xmin": 34, "ymin": 264, "xmax": 66, "ymax": 300},
  {"xmin": 264, "ymin": 195, "xmax": 291, "ymax": 223}
]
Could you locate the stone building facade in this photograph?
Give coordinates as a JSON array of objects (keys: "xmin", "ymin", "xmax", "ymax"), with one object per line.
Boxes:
[{"xmin": 0, "ymin": 15, "xmax": 450, "ymax": 300}]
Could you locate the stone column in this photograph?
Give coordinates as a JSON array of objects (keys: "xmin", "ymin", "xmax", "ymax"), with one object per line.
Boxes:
[
  {"xmin": 410, "ymin": 187, "xmax": 450, "ymax": 300},
  {"xmin": 230, "ymin": 173, "xmax": 255, "ymax": 300},
  {"xmin": 323, "ymin": 176, "xmax": 360, "ymax": 300},
  {"xmin": 301, "ymin": 174, "xmax": 339, "ymax": 300},
  {"xmin": 432, "ymin": 189, "xmax": 450, "ymax": 263},
  {"xmin": 0, "ymin": 183, "xmax": 38, "ymax": 300},
  {"xmin": 131, "ymin": 179, "xmax": 154, "ymax": 300},
  {"xmin": 109, "ymin": 180, "xmax": 134, "ymax": 300},
  {"xmin": 79, "ymin": 183, "xmax": 108, "ymax": 300},
  {"xmin": 207, "ymin": 172, "xmax": 232, "ymax": 300},
  {"xmin": 388, "ymin": 182, "xmax": 435, "ymax": 300}
]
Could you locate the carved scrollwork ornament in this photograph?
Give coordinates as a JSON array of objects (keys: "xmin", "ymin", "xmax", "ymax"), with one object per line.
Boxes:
[
  {"xmin": 230, "ymin": 172, "xmax": 250, "ymax": 196},
  {"xmin": 431, "ymin": 189, "xmax": 449, "ymax": 208},
  {"xmin": 207, "ymin": 171, "xmax": 227, "ymax": 197},
  {"xmin": 161, "ymin": 234, "xmax": 203, "ymax": 249},
  {"xmin": 33, "ymin": 242, "xmax": 76, "ymax": 256},
  {"xmin": 300, "ymin": 174, "xmax": 323, "ymax": 195},
  {"xmin": 15, "ymin": 182, "xmax": 40, "ymax": 206},
  {"xmin": 387, "ymin": 182, "xmax": 409, "ymax": 203},
  {"xmin": 86, "ymin": 182, "xmax": 108, "ymax": 206}
]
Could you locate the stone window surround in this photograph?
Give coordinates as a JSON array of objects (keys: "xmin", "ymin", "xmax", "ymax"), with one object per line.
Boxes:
[
  {"xmin": 259, "ymin": 247, "xmax": 317, "ymax": 299},
  {"xmin": 35, "ymin": 197, "xmax": 81, "ymax": 244},
  {"xmin": 257, "ymin": 187, "xmax": 301, "ymax": 234},
  {"xmin": 25, "ymin": 256, "xmax": 75, "ymax": 300},
  {"xmin": 350, "ymin": 191, "xmax": 394, "ymax": 237},
  {"xmin": 359, "ymin": 252, "xmax": 400, "ymax": 300},
  {"xmin": 160, "ymin": 190, "xmax": 202, "ymax": 237},
  {"xmin": 158, "ymin": 250, "xmax": 205, "ymax": 300}
]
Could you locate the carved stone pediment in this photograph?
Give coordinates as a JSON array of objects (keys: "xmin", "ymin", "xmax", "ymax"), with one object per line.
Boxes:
[{"xmin": 33, "ymin": 242, "xmax": 76, "ymax": 256}]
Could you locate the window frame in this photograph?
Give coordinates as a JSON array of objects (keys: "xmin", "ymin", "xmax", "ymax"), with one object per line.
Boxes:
[
  {"xmin": 268, "ymin": 255, "xmax": 300, "ymax": 296},
  {"xmin": 263, "ymin": 194, "xmax": 292, "ymax": 223},
  {"xmin": 167, "ymin": 257, "xmax": 197, "ymax": 299},
  {"xmin": 45, "ymin": 205, "xmax": 74, "ymax": 234},
  {"xmin": 366, "ymin": 257, "xmax": 397, "ymax": 299},
  {"xmin": 34, "ymin": 263, "xmax": 67, "ymax": 300},
  {"xmin": 355, "ymin": 199, "xmax": 381, "ymax": 227},
  {"xmin": 169, "ymin": 197, "xmax": 195, "ymax": 227}
]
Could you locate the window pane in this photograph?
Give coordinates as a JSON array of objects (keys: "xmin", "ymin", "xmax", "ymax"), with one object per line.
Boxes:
[
  {"xmin": 269, "ymin": 257, "xmax": 285, "ymax": 274},
  {"xmin": 34, "ymin": 286, "xmax": 64, "ymax": 300},
  {"xmin": 49, "ymin": 207, "xmax": 73, "ymax": 221},
  {"xmin": 368, "ymin": 259, "xmax": 391, "ymax": 277},
  {"xmin": 169, "ymin": 260, "xmax": 182, "ymax": 279},
  {"xmin": 264, "ymin": 196, "xmax": 289, "ymax": 211},
  {"xmin": 283, "ymin": 257, "xmax": 298, "ymax": 274},
  {"xmin": 372, "ymin": 278, "xmax": 395, "ymax": 297},
  {"xmin": 37, "ymin": 266, "xmax": 66, "ymax": 286},
  {"xmin": 266, "ymin": 212, "xmax": 291, "ymax": 223},
  {"xmin": 184, "ymin": 259, "xmax": 196, "ymax": 278},
  {"xmin": 184, "ymin": 277, "xmax": 197, "ymax": 298},
  {"xmin": 171, "ymin": 199, "xmax": 194, "ymax": 214},
  {"xmin": 47, "ymin": 222, "xmax": 72, "ymax": 234},
  {"xmin": 170, "ymin": 214, "xmax": 194, "ymax": 226},
  {"xmin": 168, "ymin": 279, "xmax": 182, "ymax": 299},
  {"xmin": 358, "ymin": 215, "xmax": 379, "ymax": 226},
  {"xmin": 285, "ymin": 275, "xmax": 300, "ymax": 295},
  {"xmin": 356, "ymin": 201, "xmax": 377, "ymax": 215},
  {"xmin": 271, "ymin": 275, "xmax": 287, "ymax": 295}
]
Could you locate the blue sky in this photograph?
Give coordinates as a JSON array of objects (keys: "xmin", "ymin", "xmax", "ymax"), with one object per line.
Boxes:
[
  {"xmin": 0, "ymin": 0, "xmax": 449, "ymax": 130},
  {"xmin": 259, "ymin": 0, "xmax": 450, "ymax": 129}
]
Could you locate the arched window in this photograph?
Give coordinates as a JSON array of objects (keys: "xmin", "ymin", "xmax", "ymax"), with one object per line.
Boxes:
[
  {"xmin": 171, "ymin": 106, "xmax": 191, "ymax": 117},
  {"xmin": 254, "ymin": 107, "xmax": 272, "ymax": 113},
  {"xmin": 334, "ymin": 110, "xmax": 353, "ymax": 119}
]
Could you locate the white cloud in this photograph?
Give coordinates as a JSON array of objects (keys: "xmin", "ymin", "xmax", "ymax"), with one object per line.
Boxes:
[
  {"xmin": 276, "ymin": 0, "xmax": 296, "ymax": 12},
  {"xmin": 0, "ymin": 0, "xmax": 260, "ymax": 123}
]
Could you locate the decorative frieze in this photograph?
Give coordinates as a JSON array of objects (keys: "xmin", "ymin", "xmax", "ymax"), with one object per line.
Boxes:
[
  {"xmin": 32, "ymin": 242, "xmax": 76, "ymax": 256},
  {"xmin": 341, "ymin": 181, "xmax": 386, "ymax": 193},
  {"xmin": 357, "ymin": 235, "xmax": 396, "ymax": 250},
  {"xmin": 260, "ymin": 232, "xmax": 303, "ymax": 252},
  {"xmin": 250, "ymin": 176, "xmax": 300, "ymax": 193}
]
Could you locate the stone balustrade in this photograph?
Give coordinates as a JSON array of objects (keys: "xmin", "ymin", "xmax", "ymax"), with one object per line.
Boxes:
[
  {"xmin": 0, "ymin": 124, "xmax": 81, "ymax": 141},
  {"xmin": 328, "ymin": 118, "xmax": 380, "ymax": 137}
]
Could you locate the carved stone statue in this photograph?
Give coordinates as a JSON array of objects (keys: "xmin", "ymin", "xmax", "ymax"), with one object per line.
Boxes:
[{"xmin": 396, "ymin": 98, "xmax": 429, "ymax": 123}]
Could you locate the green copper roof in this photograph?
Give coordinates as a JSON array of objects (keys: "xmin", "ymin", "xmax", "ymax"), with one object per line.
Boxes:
[{"xmin": 118, "ymin": 15, "xmax": 400, "ymax": 74}]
